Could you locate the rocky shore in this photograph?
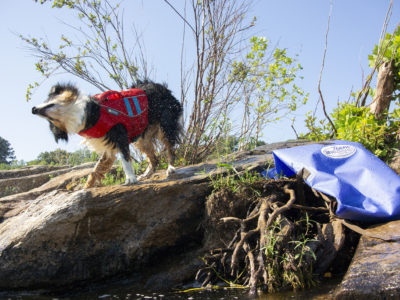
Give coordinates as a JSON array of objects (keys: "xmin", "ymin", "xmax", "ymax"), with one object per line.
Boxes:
[{"xmin": 0, "ymin": 141, "xmax": 399, "ymax": 299}]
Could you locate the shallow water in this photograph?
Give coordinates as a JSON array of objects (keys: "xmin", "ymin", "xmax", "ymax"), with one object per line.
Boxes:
[{"xmin": 0, "ymin": 278, "xmax": 340, "ymax": 300}]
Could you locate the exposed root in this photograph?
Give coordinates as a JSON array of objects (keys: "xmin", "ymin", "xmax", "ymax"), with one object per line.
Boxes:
[{"xmin": 199, "ymin": 175, "xmax": 357, "ymax": 295}]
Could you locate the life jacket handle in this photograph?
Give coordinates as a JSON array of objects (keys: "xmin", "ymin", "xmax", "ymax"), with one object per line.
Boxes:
[{"xmin": 96, "ymin": 90, "xmax": 122, "ymax": 102}]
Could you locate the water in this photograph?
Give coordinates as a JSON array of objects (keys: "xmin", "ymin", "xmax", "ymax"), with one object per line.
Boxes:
[{"xmin": 0, "ymin": 278, "xmax": 340, "ymax": 300}]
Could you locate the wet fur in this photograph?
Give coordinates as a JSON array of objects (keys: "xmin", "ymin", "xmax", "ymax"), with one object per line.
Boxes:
[{"xmin": 32, "ymin": 81, "xmax": 183, "ymax": 185}]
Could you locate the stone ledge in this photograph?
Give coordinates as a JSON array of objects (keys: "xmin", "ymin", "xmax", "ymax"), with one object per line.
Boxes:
[{"xmin": 334, "ymin": 220, "xmax": 400, "ymax": 300}]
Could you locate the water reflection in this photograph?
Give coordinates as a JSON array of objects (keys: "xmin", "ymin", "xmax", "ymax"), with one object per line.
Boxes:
[{"xmin": 1, "ymin": 276, "xmax": 341, "ymax": 300}]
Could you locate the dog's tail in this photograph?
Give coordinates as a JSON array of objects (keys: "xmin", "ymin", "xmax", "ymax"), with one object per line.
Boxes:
[
  {"xmin": 162, "ymin": 101, "xmax": 183, "ymax": 147},
  {"xmin": 159, "ymin": 90, "xmax": 183, "ymax": 147}
]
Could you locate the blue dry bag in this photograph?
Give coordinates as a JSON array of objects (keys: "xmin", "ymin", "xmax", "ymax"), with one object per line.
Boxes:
[{"xmin": 265, "ymin": 140, "xmax": 400, "ymax": 222}]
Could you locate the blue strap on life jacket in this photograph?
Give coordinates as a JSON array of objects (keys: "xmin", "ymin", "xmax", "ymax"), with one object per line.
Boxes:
[{"xmin": 123, "ymin": 97, "xmax": 134, "ymax": 117}]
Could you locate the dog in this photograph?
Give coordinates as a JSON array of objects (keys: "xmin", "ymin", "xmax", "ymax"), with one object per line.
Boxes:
[{"xmin": 32, "ymin": 80, "xmax": 183, "ymax": 188}]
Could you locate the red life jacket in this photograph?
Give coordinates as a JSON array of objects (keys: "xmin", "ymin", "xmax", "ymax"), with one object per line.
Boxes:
[{"xmin": 78, "ymin": 88, "xmax": 148, "ymax": 142}]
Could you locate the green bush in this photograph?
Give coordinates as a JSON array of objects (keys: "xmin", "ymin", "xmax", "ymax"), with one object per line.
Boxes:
[{"xmin": 302, "ymin": 102, "xmax": 400, "ymax": 161}]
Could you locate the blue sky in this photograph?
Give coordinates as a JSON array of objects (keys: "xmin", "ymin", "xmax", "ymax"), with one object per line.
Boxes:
[{"xmin": 0, "ymin": 0, "xmax": 399, "ymax": 162}]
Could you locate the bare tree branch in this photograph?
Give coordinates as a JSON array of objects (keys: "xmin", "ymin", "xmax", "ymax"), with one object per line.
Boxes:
[
  {"xmin": 356, "ymin": 0, "xmax": 394, "ymax": 107},
  {"xmin": 163, "ymin": 0, "xmax": 196, "ymax": 34},
  {"xmin": 316, "ymin": 0, "xmax": 337, "ymax": 135}
]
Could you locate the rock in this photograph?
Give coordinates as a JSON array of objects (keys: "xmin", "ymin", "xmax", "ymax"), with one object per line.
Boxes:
[
  {"xmin": 0, "ymin": 163, "xmax": 96, "ymax": 197},
  {"xmin": 0, "ymin": 179, "xmax": 210, "ymax": 290},
  {"xmin": 0, "ymin": 163, "xmax": 96, "ymax": 222},
  {"xmin": 4, "ymin": 139, "xmax": 398, "ymax": 295},
  {"xmin": 334, "ymin": 220, "xmax": 400, "ymax": 299},
  {"xmin": 0, "ymin": 165, "xmax": 68, "ymax": 180},
  {"xmin": 388, "ymin": 153, "xmax": 400, "ymax": 175},
  {"xmin": 0, "ymin": 147, "xmax": 276, "ymax": 292}
]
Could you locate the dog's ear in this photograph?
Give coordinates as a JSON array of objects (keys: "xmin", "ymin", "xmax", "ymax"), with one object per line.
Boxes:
[
  {"xmin": 48, "ymin": 83, "xmax": 79, "ymax": 103},
  {"xmin": 49, "ymin": 122, "xmax": 68, "ymax": 143}
]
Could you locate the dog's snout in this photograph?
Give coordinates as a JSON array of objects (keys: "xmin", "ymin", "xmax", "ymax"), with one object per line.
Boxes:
[{"xmin": 32, "ymin": 103, "xmax": 55, "ymax": 116}]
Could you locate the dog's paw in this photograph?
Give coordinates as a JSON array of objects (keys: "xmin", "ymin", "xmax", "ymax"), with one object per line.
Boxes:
[
  {"xmin": 137, "ymin": 167, "xmax": 155, "ymax": 181},
  {"xmin": 166, "ymin": 165, "xmax": 176, "ymax": 177},
  {"xmin": 123, "ymin": 177, "xmax": 138, "ymax": 185},
  {"xmin": 137, "ymin": 174, "xmax": 149, "ymax": 181}
]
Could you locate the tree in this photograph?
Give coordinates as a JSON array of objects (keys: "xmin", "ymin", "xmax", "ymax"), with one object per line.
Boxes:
[
  {"xmin": 302, "ymin": 23, "xmax": 400, "ymax": 161},
  {"xmin": 230, "ymin": 36, "xmax": 308, "ymax": 150},
  {"xmin": 179, "ymin": 0, "xmax": 256, "ymax": 163},
  {"xmin": 165, "ymin": 1, "xmax": 307, "ymax": 162},
  {"xmin": 67, "ymin": 148, "xmax": 99, "ymax": 165},
  {"xmin": 29, "ymin": 148, "xmax": 98, "ymax": 166},
  {"xmin": 368, "ymin": 25, "xmax": 400, "ymax": 118},
  {"xmin": 33, "ymin": 149, "xmax": 69, "ymax": 165},
  {"xmin": 0, "ymin": 137, "xmax": 16, "ymax": 165}
]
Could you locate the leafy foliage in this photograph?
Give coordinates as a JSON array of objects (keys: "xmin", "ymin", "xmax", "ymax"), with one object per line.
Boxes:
[
  {"xmin": 0, "ymin": 136, "xmax": 16, "ymax": 165},
  {"xmin": 368, "ymin": 25, "xmax": 400, "ymax": 101},
  {"xmin": 302, "ymin": 103, "xmax": 400, "ymax": 161},
  {"xmin": 28, "ymin": 148, "xmax": 98, "ymax": 166},
  {"xmin": 230, "ymin": 36, "xmax": 308, "ymax": 148},
  {"xmin": 101, "ymin": 163, "xmax": 125, "ymax": 186},
  {"xmin": 303, "ymin": 26, "xmax": 400, "ymax": 162},
  {"xmin": 302, "ymin": 111, "xmax": 331, "ymax": 142}
]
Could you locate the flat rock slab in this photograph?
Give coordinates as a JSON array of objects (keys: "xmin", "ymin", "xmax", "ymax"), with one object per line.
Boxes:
[
  {"xmin": 334, "ymin": 220, "xmax": 400, "ymax": 299},
  {"xmin": 0, "ymin": 164, "xmax": 96, "ymax": 222},
  {"xmin": 0, "ymin": 163, "xmax": 96, "ymax": 197},
  {"xmin": 0, "ymin": 165, "xmax": 68, "ymax": 180}
]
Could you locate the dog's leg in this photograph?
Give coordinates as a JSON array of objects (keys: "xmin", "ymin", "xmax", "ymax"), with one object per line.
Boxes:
[
  {"xmin": 135, "ymin": 135, "xmax": 158, "ymax": 180},
  {"xmin": 162, "ymin": 135, "xmax": 177, "ymax": 177},
  {"xmin": 85, "ymin": 152, "xmax": 116, "ymax": 188},
  {"xmin": 158, "ymin": 128, "xmax": 177, "ymax": 177},
  {"xmin": 166, "ymin": 151, "xmax": 176, "ymax": 176},
  {"xmin": 138, "ymin": 150, "xmax": 158, "ymax": 180},
  {"xmin": 121, "ymin": 156, "xmax": 138, "ymax": 185},
  {"xmin": 158, "ymin": 99, "xmax": 182, "ymax": 177},
  {"xmin": 103, "ymin": 124, "xmax": 138, "ymax": 185}
]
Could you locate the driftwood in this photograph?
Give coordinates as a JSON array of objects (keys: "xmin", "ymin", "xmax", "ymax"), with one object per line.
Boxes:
[
  {"xmin": 370, "ymin": 60, "xmax": 395, "ymax": 119},
  {"xmin": 198, "ymin": 175, "xmax": 357, "ymax": 296}
]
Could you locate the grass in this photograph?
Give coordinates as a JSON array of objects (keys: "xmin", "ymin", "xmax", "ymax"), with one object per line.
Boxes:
[
  {"xmin": 262, "ymin": 213, "xmax": 318, "ymax": 292},
  {"xmin": 208, "ymin": 160, "xmax": 262, "ymax": 193}
]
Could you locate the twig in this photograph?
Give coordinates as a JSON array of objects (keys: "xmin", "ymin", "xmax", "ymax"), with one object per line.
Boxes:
[
  {"xmin": 291, "ymin": 119, "xmax": 299, "ymax": 139},
  {"xmin": 378, "ymin": 0, "xmax": 393, "ymax": 44},
  {"xmin": 356, "ymin": 0, "xmax": 394, "ymax": 107},
  {"xmin": 162, "ymin": 0, "xmax": 196, "ymax": 34},
  {"xmin": 316, "ymin": 0, "xmax": 337, "ymax": 135}
]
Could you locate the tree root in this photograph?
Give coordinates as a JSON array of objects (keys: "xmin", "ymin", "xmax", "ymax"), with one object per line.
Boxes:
[{"xmin": 199, "ymin": 176, "xmax": 350, "ymax": 295}]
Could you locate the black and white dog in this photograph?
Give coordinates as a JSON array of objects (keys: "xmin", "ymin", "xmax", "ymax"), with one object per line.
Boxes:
[{"xmin": 32, "ymin": 81, "xmax": 183, "ymax": 188}]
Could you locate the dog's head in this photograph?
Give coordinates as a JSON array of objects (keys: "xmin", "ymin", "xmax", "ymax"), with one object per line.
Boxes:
[{"xmin": 32, "ymin": 83, "xmax": 82, "ymax": 142}]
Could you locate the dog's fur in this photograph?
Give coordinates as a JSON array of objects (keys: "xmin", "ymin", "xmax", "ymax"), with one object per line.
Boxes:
[{"xmin": 32, "ymin": 81, "xmax": 183, "ymax": 187}]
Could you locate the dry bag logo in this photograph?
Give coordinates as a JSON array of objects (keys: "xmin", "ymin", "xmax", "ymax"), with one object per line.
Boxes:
[{"xmin": 321, "ymin": 145, "xmax": 356, "ymax": 159}]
